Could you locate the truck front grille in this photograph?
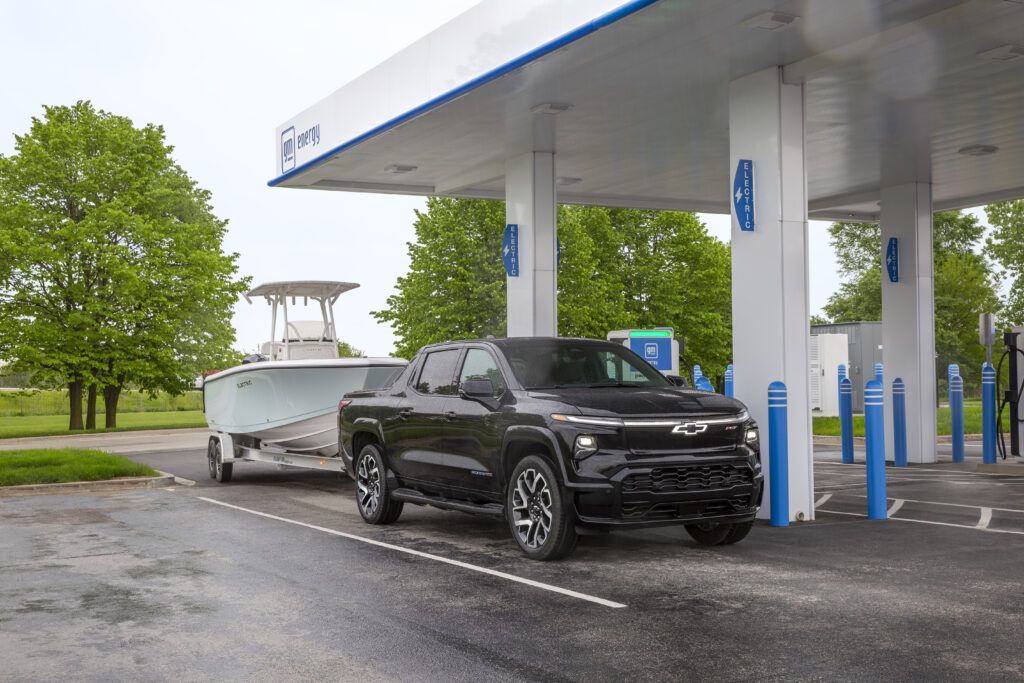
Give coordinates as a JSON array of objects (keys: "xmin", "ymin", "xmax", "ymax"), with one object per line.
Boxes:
[{"xmin": 622, "ymin": 464, "xmax": 751, "ymax": 494}]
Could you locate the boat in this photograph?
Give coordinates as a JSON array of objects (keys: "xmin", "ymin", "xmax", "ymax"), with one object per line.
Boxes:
[{"xmin": 202, "ymin": 281, "xmax": 406, "ymax": 459}]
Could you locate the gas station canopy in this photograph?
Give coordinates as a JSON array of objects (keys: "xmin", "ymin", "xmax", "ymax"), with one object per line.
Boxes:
[{"xmin": 271, "ymin": 0, "xmax": 1024, "ymax": 222}]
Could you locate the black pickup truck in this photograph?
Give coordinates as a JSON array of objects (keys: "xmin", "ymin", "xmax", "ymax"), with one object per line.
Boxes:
[{"xmin": 338, "ymin": 337, "xmax": 763, "ymax": 560}]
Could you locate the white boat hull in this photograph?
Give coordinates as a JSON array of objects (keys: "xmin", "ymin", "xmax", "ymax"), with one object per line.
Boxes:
[{"xmin": 203, "ymin": 359, "xmax": 405, "ymax": 457}]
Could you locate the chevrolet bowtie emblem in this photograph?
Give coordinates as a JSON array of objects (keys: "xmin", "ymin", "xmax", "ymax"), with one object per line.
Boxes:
[{"xmin": 672, "ymin": 423, "xmax": 707, "ymax": 435}]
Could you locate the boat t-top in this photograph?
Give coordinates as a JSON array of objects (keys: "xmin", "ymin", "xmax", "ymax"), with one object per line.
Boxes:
[{"xmin": 202, "ymin": 280, "xmax": 407, "ymax": 482}]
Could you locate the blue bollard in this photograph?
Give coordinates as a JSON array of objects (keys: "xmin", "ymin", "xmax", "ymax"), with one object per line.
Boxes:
[
  {"xmin": 839, "ymin": 377, "xmax": 854, "ymax": 464},
  {"xmin": 696, "ymin": 376, "xmax": 714, "ymax": 392},
  {"xmin": 693, "ymin": 365, "xmax": 702, "ymax": 384},
  {"xmin": 837, "ymin": 363, "xmax": 847, "ymax": 396},
  {"xmin": 983, "ymin": 365, "xmax": 997, "ymax": 464},
  {"xmin": 948, "ymin": 363, "xmax": 959, "ymax": 406},
  {"xmin": 768, "ymin": 381, "xmax": 789, "ymax": 527},
  {"xmin": 724, "ymin": 364, "xmax": 734, "ymax": 398},
  {"xmin": 874, "ymin": 362, "xmax": 884, "ymax": 384},
  {"xmin": 892, "ymin": 378, "xmax": 907, "ymax": 468},
  {"xmin": 950, "ymin": 374, "xmax": 965, "ymax": 463},
  {"xmin": 865, "ymin": 379, "xmax": 887, "ymax": 519}
]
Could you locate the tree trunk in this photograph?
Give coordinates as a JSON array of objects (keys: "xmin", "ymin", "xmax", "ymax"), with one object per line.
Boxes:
[
  {"xmin": 68, "ymin": 379, "xmax": 84, "ymax": 431},
  {"xmin": 103, "ymin": 384, "xmax": 122, "ymax": 429},
  {"xmin": 86, "ymin": 383, "xmax": 97, "ymax": 430}
]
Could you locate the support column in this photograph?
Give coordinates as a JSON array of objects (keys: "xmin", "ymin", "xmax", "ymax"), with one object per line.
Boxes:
[
  {"xmin": 505, "ymin": 135, "xmax": 557, "ymax": 337},
  {"xmin": 729, "ymin": 67, "xmax": 813, "ymax": 522},
  {"xmin": 880, "ymin": 183, "xmax": 937, "ymax": 464}
]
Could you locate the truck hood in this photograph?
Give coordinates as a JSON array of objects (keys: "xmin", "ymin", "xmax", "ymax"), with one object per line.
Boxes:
[{"xmin": 525, "ymin": 387, "xmax": 747, "ymax": 417}]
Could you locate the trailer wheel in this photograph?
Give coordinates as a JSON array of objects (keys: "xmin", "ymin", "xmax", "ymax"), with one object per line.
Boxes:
[
  {"xmin": 207, "ymin": 438, "xmax": 218, "ymax": 479},
  {"xmin": 211, "ymin": 439, "xmax": 233, "ymax": 483}
]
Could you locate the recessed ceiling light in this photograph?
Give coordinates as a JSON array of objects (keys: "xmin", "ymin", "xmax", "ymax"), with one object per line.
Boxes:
[
  {"xmin": 958, "ymin": 144, "xmax": 999, "ymax": 156},
  {"xmin": 977, "ymin": 44, "xmax": 1024, "ymax": 61},
  {"xmin": 742, "ymin": 11, "xmax": 799, "ymax": 31},
  {"xmin": 384, "ymin": 164, "xmax": 417, "ymax": 174},
  {"xmin": 531, "ymin": 102, "xmax": 573, "ymax": 115},
  {"xmin": 556, "ymin": 176, "xmax": 582, "ymax": 186}
]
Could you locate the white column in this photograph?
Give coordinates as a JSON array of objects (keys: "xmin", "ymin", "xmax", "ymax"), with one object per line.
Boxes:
[
  {"xmin": 729, "ymin": 67, "xmax": 813, "ymax": 522},
  {"xmin": 880, "ymin": 183, "xmax": 937, "ymax": 464},
  {"xmin": 505, "ymin": 149, "xmax": 557, "ymax": 337}
]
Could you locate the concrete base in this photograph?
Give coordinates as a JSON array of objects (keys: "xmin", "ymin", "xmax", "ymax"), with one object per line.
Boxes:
[{"xmin": 976, "ymin": 459, "xmax": 1024, "ymax": 475}]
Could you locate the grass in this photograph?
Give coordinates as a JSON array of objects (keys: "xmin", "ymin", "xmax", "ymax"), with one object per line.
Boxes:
[
  {"xmin": 0, "ymin": 389, "xmax": 203, "ymax": 417},
  {"xmin": 813, "ymin": 404, "xmax": 1009, "ymax": 437},
  {"xmin": 0, "ymin": 411, "xmax": 208, "ymax": 439},
  {"xmin": 0, "ymin": 448, "xmax": 160, "ymax": 486}
]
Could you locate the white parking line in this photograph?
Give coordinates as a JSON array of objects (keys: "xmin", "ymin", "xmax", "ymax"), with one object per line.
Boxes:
[
  {"xmin": 816, "ymin": 508, "xmax": 1024, "ymax": 536},
  {"xmin": 814, "ymin": 493, "xmax": 832, "ymax": 508},
  {"xmin": 847, "ymin": 494, "xmax": 1024, "ymax": 515},
  {"xmin": 887, "ymin": 499, "xmax": 905, "ymax": 516},
  {"xmin": 198, "ymin": 497, "xmax": 627, "ymax": 609},
  {"xmin": 978, "ymin": 508, "xmax": 993, "ymax": 530}
]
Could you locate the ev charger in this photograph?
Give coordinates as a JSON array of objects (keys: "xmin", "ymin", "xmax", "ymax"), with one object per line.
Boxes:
[
  {"xmin": 1011, "ymin": 327, "xmax": 1024, "ymax": 456},
  {"xmin": 607, "ymin": 328, "xmax": 680, "ymax": 377}
]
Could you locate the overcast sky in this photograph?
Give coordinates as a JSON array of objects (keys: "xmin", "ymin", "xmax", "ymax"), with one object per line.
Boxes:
[{"xmin": 0, "ymin": 1, "xmax": 989, "ymax": 357}]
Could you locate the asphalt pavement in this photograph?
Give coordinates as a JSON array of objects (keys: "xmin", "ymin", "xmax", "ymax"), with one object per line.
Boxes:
[{"xmin": 2, "ymin": 434, "xmax": 1024, "ymax": 680}]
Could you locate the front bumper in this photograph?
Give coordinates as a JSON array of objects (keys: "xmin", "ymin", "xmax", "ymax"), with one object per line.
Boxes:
[{"xmin": 570, "ymin": 454, "xmax": 764, "ymax": 529}]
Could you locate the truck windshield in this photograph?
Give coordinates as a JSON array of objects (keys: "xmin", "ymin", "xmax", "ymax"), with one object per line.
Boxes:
[{"xmin": 498, "ymin": 340, "xmax": 670, "ymax": 390}]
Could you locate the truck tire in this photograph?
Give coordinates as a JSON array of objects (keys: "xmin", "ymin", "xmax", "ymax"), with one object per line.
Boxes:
[
  {"xmin": 355, "ymin": 444, "xmax": 403, "ymax": 524},
  {"xmin": 507, "ymin": 455, "xmax": 577, "ymax": 560},
  {"xmin": 684, "ymin": 520, "xmax": 753, "ymax": 546}
]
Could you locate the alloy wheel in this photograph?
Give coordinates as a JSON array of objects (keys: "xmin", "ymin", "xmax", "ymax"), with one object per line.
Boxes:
[
  {"xmin": 511, "ymin": 468, "xmax": 553, "ymax": 549},
  {"xmin": 357, "ymin": 455, "xmax": 381, "ymax": 517}
]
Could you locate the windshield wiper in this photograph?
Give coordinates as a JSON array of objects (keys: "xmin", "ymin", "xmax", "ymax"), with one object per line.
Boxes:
[{"xmin": 590, "ymin": 380, "xmax": 643, "ymax": 388}]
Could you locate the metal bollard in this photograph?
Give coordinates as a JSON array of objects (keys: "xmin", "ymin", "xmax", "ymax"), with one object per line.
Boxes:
[
  {"xmin": 768, "ymin": 381, "xmax": 789, "ymax": 527},
  {"xmin": 892, "ymin": 378, "xmax": 907, "ymax": 467},
  {"xmin": 840, "ymin": 377, "xmax": 854, "ymax": 464},
  {"xmin": 874, "ymin": 362, "xmax": 884, "ymax": 384},
  {"xmin": 696, "ymin": 376, "xmax": 714, "ymax": 392},
  {"xmin": 693, "ymin": 365, "xmax": 703, "ymax": 384},
  {"xmin": 724, "ymin": 364, "xmax": 734, "ymax": 398},
  {"xmin": 864, "ymin": 379, "xmax": 887, "ymax": 519},
  {"xmin": 948, "ymin": 363, "xmax": 959, "ymax": 406},
  {"xmin": 983, "ymin": 365, "xmax": 997, "ymax": 464},
  {"xmin": 950, "ymin": 374, "xmax": 965, "ymax": 463}
]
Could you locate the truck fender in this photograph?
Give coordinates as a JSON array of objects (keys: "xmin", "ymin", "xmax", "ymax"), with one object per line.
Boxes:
[{"xmin": 500, "ymin": 425, "xmax": 570, "ymax": 484}]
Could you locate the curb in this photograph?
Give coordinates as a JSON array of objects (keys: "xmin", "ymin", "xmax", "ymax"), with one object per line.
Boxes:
[
  {"xmin": 0, "ymin": 473, "xmax": 175, "ymax": 497},
  {"xmin": 813, "ymin": 434, "xmax": 985, "ymax": 447}
]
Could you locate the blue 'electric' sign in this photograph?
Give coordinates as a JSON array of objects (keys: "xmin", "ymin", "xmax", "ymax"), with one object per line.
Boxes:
[
  {"xmin": 733, "ymin": 159, "xmax": 755, "ymax": 231},
  {"xmin": 503, "ymin": 224, "xmax": 519, "ymax": 277},
  {"xmin": 886, "ymin": 237, "xmax": 899, "ymax": 283}
]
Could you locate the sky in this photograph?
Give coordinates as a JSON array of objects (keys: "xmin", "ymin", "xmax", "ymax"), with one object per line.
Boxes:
[{"xmin": 0, "ymin": 1, "xmax": 991, "ymax": 357}]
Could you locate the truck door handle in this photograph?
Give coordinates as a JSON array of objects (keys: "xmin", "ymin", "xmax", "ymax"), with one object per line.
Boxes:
[{"xmin": 445, "ymin": 411, "xmax": 457, "ymax": 420}]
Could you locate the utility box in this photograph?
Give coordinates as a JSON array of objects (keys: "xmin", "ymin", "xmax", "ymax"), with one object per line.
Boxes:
[
  {"xmin": 606, "ymin": 328, "xmax": 680, "ymax": 376},
  {"xmin": 811, "ymin": 322, "xmax": 883, "ymax": 412},
  {"xmin": 809, "ymin": 334, "xmax": 849, "ymax": 416}
]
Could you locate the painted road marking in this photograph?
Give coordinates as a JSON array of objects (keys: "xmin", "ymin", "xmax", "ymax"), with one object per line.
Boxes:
[
  {"xmin": 198, "ymin": 497, "xmax": 627, "ymax": 609},
  {"xmin": 816, "ymin": 509, "xmax": 1024, "ymax": 536},
  {"xmin": 847, "ymin": 494, "xmax": 1024, "ymax": 515},
  {"xmin": 977, "ymin": 508, "xmax": 993, "ymax": 530},
  {"xmin": 814, "ymin": 493, "xmax": 832, "ymax": 508}
]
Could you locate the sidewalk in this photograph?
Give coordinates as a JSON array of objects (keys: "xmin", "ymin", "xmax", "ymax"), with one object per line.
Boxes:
[{"xmin": 0, "ymin": 427, "xmax": 212, "ymax": 454}]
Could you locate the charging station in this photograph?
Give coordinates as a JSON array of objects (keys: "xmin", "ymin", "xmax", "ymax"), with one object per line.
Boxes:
[
  {"xmin": 999, "ymin": 327, "xmax": 1024, "ymax": 460},
  {"xmin": 606, "ymin": 328, "xmax": 679, "ymax": 377}
]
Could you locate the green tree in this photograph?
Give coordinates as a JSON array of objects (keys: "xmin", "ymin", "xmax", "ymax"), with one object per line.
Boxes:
[
  {"xmin": 374, "ymin": 198, "xmax": 733, "ymax": 380},
  {"xmin": 0, "ymin": 101, "xmax": 249, "ymax": 429},
  {"xmin": 337, "ymin": 341, "xmax": 365, "ymax": 358},
  {"xmin": 820, "ymin": 211, "xmax": 1002, "ymax": 387},
  {"xmin": 985, "ymin": 200, "xmax": 1024, "ymax": 325}
]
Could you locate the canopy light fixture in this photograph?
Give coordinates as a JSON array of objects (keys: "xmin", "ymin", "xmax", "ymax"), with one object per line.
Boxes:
[
  {"xmin": 556, "ymin": 176, "xmax": 582, "ymax": 186},
  {"xmin": 958, "ymin": 144, "xmax": 999, "ymax": 156},
  {"xmin": 531, "ymin": 102, "xmax": 573, "ymax": 114},
  {"xmin": 977, "ymin": 44, "xmax": 1024, "ymax": 61},
  {"xmin": 742, "ymin": 11, "xmax": 799, "ymax": 31},
  {"xmin": 384, "ymin": 164, "xmax": 418, "ymax": 174}
]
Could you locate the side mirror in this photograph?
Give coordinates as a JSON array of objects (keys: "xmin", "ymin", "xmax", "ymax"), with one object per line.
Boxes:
[
  {"xmin": 460, "ymin": 379, "xmax": 495, "ymax": 398},
  {"xmin": 666, "ymin": 375, "xmax": 689, "ymax": 388}
]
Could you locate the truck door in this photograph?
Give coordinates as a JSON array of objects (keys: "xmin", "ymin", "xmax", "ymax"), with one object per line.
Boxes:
[{"xmin": 444, "ymin": 347, "xmax": 508, "ymax": 497}]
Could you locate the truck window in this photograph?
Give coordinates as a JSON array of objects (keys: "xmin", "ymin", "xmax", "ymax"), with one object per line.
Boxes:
[
  {"xmin": 415, "ymin": 349, "xmax": 461, "ymax": 395},
  {"xmin": 458, "ymin": 348, "xmax": 506, "ymax": 395}
]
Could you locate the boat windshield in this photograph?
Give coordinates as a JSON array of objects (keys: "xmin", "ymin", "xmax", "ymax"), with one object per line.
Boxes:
[{"xmin": 497, "ymin": 339, "xmax": 670, "ymax": 390}]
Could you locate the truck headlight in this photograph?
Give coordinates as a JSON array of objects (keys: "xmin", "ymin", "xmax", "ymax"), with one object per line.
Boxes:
[
  {"xmin": 574, "ymin": 434, "xmax": 598, "ymax": 460},
  {"xmin": 745, "ymin": 428, "xmax": 759, "ymax": 443}
]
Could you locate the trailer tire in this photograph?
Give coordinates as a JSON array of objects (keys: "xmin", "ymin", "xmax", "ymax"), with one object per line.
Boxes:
[{"xmin": 211, "ymin": 439, "xmax": 233, "ymax": 483}]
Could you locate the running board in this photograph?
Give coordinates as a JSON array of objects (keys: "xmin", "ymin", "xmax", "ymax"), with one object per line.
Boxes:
[{"xmin": 391, "ymin": 488, "xmax": 504, "ymax": 516}]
